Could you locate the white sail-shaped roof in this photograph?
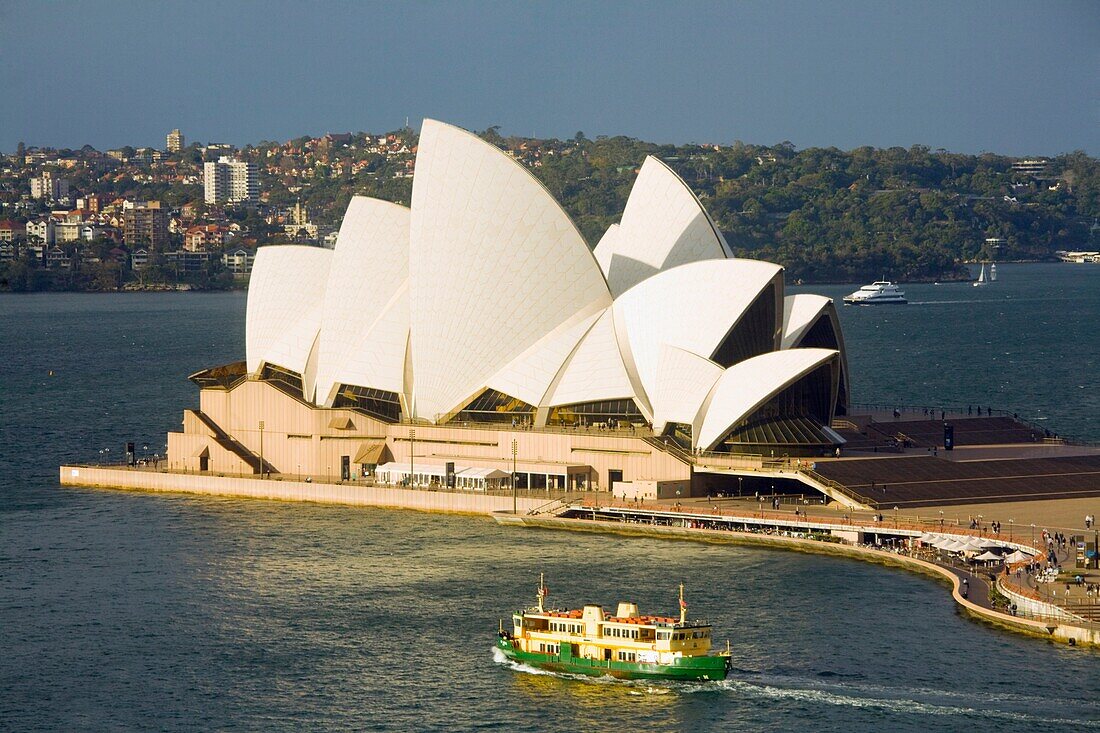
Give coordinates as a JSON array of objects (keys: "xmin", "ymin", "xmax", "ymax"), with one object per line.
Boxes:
[
  {"xmin": 543, "ymin": 307, "xmax": 640, "ymax": 411},
  {"xmin": 323, "ymin": 282, "xmax": 409, "ymax": 400},
  {"xmin": 314, "ymin": 197, "xmax": 410, "ymax": 405},
  {"xmin": 604, "ymin": 156, "xmax": 731, "ymax": 297},
  {"xmin": 238, "ymin": 118, "xmax": 847, "ymax": 446},
  {"xmin": 408, "ymin": 119, "xmax": 611, "ymax": 421},
  {"xmin": 651, "ymin": 345, "xmax": 724, "ymax": 435},
  {"xmin": 781, "ymin": 293, "xmax": 850, "ymax": 414},
  {"xmin": 612, "ymin": 258, "xmax": 783, "ymax": 406},
  {"xmin": 245, "ymin": 245, "xmax": 333, "ymax": 380},
  {"xmin": 694, "ymin": 348, "xmax": 839, "ymax": 450},
  {"xmin": 486, "ymin": 309, "xmax": 603, "ymax": 408},
  {"xmin": 592, "ymin": 223, "xmax": 618, "ymax": 277},
  {"xmin": 781, "ymin": 294, "xmax": 833, "ymax": 349}
]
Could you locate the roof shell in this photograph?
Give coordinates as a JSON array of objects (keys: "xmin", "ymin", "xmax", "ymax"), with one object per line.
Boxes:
[
  {"xmin": 604, "ymin": 156, "xmax": 731, "ymax": 297},
  {"xmin": 245, "ymin": 245, "xmax": 333, "ymax": 382},
  {"xmin": 612, "ymin": 258, "xmax": 783, "ymax": 407},
  {"xmin": 781, "ymin": 293, "xmax": 850, "ymax": 414},
  {"xmin": 651, "ymin": 345, "xmax": 724, "ymax": 434},
  {"xmin": 408, "ymin": 119, "xmax": 611, "ymax": 421},
  {"xmin": 780, "ymin": 294, "xmax": 833, "ymax": 349},
  {"xmin": 543, "ymin": 307, "xmax": 640, "ymax": 411},
  {"xmin": 314, "ymin": 197, "xmax": 410, "ymax": 404},
  {"xmin": 694, "ymin": 348, "xmax": 839, "ymax": 450},
  {"xmin": 486, "ymin": 309, "xmax": 603, "ymax": 408},
  {"xmin": 592, "ymin": 223, "xmax": 618, "ymax": 277}
]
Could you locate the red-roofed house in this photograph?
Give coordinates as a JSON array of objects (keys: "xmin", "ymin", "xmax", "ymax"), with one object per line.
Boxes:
[
  {"xmin": 0, "ymin": 219, "xmax": 26, "ymax": 242},
  {"xmin": 183, "ymin": 224, "xmax": 231, "ymax": 252}
]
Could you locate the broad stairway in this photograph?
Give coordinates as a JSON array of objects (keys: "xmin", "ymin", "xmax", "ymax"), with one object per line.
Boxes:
[{"xmin": 190, "ymin": 409, "xmax": 278, "ymax": 476}]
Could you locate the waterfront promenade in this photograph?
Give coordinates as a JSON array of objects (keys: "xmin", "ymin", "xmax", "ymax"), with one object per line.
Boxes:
[
  {"xmin": 503, "ymin": 497, "xmax": 1100, "ymax": 646},
  {"xmin": 62, "ymin": 462, "xmax": 1100, "ymax": 647}
]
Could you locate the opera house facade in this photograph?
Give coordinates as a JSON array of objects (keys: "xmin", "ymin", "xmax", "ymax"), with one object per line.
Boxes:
[{"xmin": 169, "ymin": 120, "xmax": 850, "ymax": 496}]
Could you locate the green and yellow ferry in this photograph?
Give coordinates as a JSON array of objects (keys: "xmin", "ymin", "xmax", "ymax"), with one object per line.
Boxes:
[{"xmin": 497, "ymin": 576, "xmax": 731, "ymax": 682}]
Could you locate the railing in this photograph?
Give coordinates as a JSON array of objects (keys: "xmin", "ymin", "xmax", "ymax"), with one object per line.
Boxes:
[
  {"xmin": 394, "ymin": 417, "xmax": 652, "ymax": 439},
  {"xmin": 800, "ymin": 468, "xmax": 876, "ymax": 507},
  {"xmin": 572, "ymin": 498, "xmax": 1046, "ymax": 550},
  {"xmin": 996, "ymin": 573, "xmax": 1100, "ymax": 627},
  {"xmin": 527, "ymin": 494, "xmax": 584, "ymax": 516}
]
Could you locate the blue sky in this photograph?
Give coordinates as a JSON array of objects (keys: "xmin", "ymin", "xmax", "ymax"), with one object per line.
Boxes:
[{"xmin": 0, "ymin": 0, "xmax": 1096, "ymax": 154}]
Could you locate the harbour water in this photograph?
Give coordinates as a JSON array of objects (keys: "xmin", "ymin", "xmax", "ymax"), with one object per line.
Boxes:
[{"xmin": 2, "ymin": 263, "xmax": 1098, "ymax": 731}]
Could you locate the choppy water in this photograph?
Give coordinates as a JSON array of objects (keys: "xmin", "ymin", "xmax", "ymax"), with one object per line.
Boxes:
[{"xmin": 2, "ymin": 263, "xmax": 1098, "ymax": 731}]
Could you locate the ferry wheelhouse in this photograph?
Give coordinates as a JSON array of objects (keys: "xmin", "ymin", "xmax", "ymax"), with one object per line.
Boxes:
[{"xmin": 496, "ymin": 577, "xmax": 730, "ymax": 681}]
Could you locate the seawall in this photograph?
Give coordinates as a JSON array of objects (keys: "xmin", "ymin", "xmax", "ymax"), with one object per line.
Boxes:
[{"xmin": 59, "ymin": 466, "xmax": 549, "ymax": 515}]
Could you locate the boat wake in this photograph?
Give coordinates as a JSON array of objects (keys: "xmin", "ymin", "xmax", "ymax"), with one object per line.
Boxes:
[
  {"xmin": 682, "ymin": 675, "xmax": 1100, "ymax": 727},
  {"xmin": 492, "ymin": 649, "xmax": 1098, "ymax": 725}
]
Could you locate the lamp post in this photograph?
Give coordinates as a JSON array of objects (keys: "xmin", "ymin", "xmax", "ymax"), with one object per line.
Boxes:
[
  {"xmin": 258, "ymin": 420, "xmax": 265, "ymax": 479},
  {"xmin": 1009, "ymin": 518, "xmax": 1014, "ymax": 540},
  {"xmin": 512, "ymin": 438, "xmax": 518, "ymax": 515},
  {"xmin": 939, "ymin": 510, "xmax": 944, "ymax": 529}
]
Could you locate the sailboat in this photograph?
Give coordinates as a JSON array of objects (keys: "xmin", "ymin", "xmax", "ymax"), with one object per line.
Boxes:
[
  {"xmin": 990, "ymin": 262, "xmax": 998, "ymax": 282},
  {"xmin": 973, "ymin": 262, "xmax": 988, "ymax": 287}
]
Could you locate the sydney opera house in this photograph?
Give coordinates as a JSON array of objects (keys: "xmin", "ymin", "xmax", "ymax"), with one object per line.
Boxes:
[{"xmin": 169, "ymin": 119, "xmax": 850, "ymax": 497}]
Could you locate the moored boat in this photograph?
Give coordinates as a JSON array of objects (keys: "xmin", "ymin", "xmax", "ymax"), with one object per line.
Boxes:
[{"xmin": 496, "ymin": 576, "xmax": 731, "ymax": 681}]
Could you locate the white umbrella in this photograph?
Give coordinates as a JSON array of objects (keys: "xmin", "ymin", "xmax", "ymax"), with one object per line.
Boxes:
[
  {"xmin": 941, "ymin": 539, "xmax": 968, "ymax": 552},
  {"xmin": 973, "ymin": 550, "xmax": 1002, "ymax": 561},
  {"xmin": 962, "ymin": 538, "xmax": 988, "ymax": 552},
  {"xmin": 1004, "ymin": 549, "xmax": 1034, "ymax": 563}
]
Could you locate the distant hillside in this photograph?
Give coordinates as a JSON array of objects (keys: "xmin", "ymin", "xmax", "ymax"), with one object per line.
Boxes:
[
  {"xmin": 5, "ymin": 128, "xmax": 1096, "ymax": 287},
  {"xmin": 265, "ymin": 129, "xmax": 1098, "ymax": 283}
]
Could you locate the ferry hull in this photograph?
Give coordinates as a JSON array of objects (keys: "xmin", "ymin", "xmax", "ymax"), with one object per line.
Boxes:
[
  {"xmin": 496, "ymin": 637, "xmax": 729, "ymax": 682},
  {"xmin": 842, "ymin": 297, "xmax": 907, "ymax": 305}
]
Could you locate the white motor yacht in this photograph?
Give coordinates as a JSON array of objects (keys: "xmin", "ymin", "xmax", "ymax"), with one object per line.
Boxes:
[{"xmin": 842, "ymin": 281, "xmax": 907, "ymax": 305}]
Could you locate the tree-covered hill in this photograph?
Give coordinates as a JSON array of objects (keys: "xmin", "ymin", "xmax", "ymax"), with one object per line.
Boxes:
[
  {"xmin": 519, "ymin": 135, "xmax": 1097, "ymax": 283},
  {"xmin": 281, "ymin": 129, "xmax": 1097, "ymax": 282}
]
